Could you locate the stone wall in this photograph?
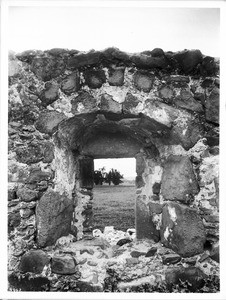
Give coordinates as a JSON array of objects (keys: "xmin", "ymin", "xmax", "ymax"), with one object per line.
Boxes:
[{"xmin": 8, "ymin": 47, "xmax": 219, "ymax": 290}]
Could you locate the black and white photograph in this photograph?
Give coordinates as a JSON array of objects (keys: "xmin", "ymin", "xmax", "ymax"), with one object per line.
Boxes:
[{"xmin": 1, "ymin": 0, "xmax": 225, "ymax": 298}]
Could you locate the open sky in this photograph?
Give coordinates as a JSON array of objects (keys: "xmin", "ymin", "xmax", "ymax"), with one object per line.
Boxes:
[{"xmin": 7, "ymin": 3, "xmax": 220, "ymax": 179}]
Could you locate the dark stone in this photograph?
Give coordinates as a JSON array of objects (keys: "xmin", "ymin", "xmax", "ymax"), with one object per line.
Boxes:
[
  {"xmin": 151, "ymin": 48, "xmax": 165, "ymax": 57},
  {"xmin": 8, "ymin": 211, "xmax": 21, "ymax": 231},
  {"xmin": 167, "ymin": 75, "xmax": 190, "ymax": 83},
  {"xmin": 135, "ymin": 153, "xmax": 145, "ymax": 176},
  {"xmin": 17, "ymin": 186, "xmax": 39, "ymax": 202},
  {"xmin": 102, "ymin": 47, "xmax": 131, "ymax": 63},
  {"xmin": 214, "ymin": 78, "xmax": 220, "ymax": 87},
  {"xmin": 203, "ymin": 214, "xmax": 219, "ymax": 223},
  {"xmin": 31, "ymin": 56, "xmax": 65, "ymax": 81},
  {"xmin": 130, "ymin": 251, "xmax": 146, "ymax": 258},
  {"xmin": 51, "ymin": 254, "xmax": 77, "ymax": 275},
  {"xmin": 61, "ymin": 71, "xmax": 80, "ymax": 95},
  {"xmin": 174, "ymin": 89, "xmax": 203, "ymax": 113},
  {"xmin": 84, "ymin": 69, "xmax": 106, "ymax": 89},
  {"xmin": 136, "ymin": 196, "xmax": 160, "ymax": 241},
  {"xmin": 201, "ymin": 78, "xmax": 214, "ymax": 88},
  {"xmin": 160, "ymin": 202, "xmax": 206, "ymax": 257},
  {"xmin": 209, "ymin": 244, "xmax": 219, "ymax": 262},
  {"xmin": 161, "ymin": 155, "xmax": 199, "ymax": 203},
  {"xmin": 16, "ymin": 140, "xmax": 54, "ymax": 164},
  {"xmin": 148, "ymin": 202, "xmax": 163, "ymax": 214},
  {"xmin": 8, "ymin": 272, "xmax": 50, "ymax": 291},
  {"xmin": 67, "ymin": 51, "xmax": 102, "ymax": 69},
  {"xmin": 159, "ymin": 86, "xmax": 174, "ymax": 100},
  {"xmin": 16, "ymin": 50, "xmax": 41, "ymax": 63},
  {"xmin": 116, "ymin": 238, "xmax": 132, "ymax": 247},
  {"xmin": 145, "ymin": 247, "xmax": 157, "ymax": 257},
  {"xmin": 108, "ymin": 67, "xmax": 125, "ymax": 86},
  {"xmin": 130, "ymin": 54, "xmax": 168, "ymax": 69},
  {"xmin": 162, "ymin": 253, "xmax": 181, "ymax": 265},
  {"xmin": 133, "ymin": 72, "xmax": 154, "ymax": 92},
  {"xmin": 173, "ymin": 49, "xmax": 203, "ymax": 74},
  {"xmin": 99, "ymin": 94, "xmax": 121, "ymax": 113},
  {"xmin": 36, "ymin": 189, "xmax": 73, "ymax": 247},
  {"xmin": 35, "ymin": 110, "xmax": 66, "ymax": 134},
  {"xmin": 165, "ymin": 266, "xmax": 206, "ymax": 292},
  {"xmin": 205, "ymin": 87, "xmax": 219, "ymax": 124},
  {"xmin": 135, "ymin": 175, "xmax": 145, "ymax": 188},
  {"xmin": 152, "ymin": 182, "xmax": 161, "ymax": 195},
  {"xmin": 209, "ymin": 146, "xmax": 219, "ymax": 155},
  {"xmin": 19, "ymin": 250, "xmax": 50, "ymax": 274},
  {"xmin": 122, "ymin": 93, "xmax": 140, "ymax": 113},
  {"xmin": 71, "ymin": 91, "xmax": 97, "ymax": 113},
  {"xmin": 200, "ymin": 56, "xmax": 217, "ymax": 76},
  {"xmin": 26, "ymin": 169, "xmax": 52, "ymax": 183},
  {"xmin": 40, "ymin": 82, "xmax": 59, "ymax": 106},
  {"xmin": 8, "ymin": 186, "xmax": 17, "ymax": 201}
]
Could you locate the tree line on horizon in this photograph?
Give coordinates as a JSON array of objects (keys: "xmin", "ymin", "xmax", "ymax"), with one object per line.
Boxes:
[{"xmin": 94, "ymin": 167, "xmax": 124, "ymax": 186}]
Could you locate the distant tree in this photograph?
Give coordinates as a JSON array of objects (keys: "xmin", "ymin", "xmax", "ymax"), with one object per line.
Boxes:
[
  {"xmin": 94, "ymin": 167, "xmax": 124, "ymax": 185},
  {"xmin": 94, "ymin": 167, "xmax": 106, "ymax": 185}
]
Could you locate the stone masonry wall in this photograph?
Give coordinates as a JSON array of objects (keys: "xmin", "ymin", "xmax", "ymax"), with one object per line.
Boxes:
[{"xmin": 8, "ymin": 48, "xmax": 219, "ymax": 290}]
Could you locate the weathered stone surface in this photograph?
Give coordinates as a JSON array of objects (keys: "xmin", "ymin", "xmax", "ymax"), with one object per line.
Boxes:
[
  {"xmin": 99, "ymin": 94, "xmax": 121, "ymax": 113},
  {"xmin": 8, "ymin": 273, "xmax": 50, "ymax": 291},
  {"xmin": 17, "ymin": 186, "xmax": 38, "ymax": 202},
  {"xmin": 51, "ymin": 254, "xmax": 77, "ymax": 274},
  {"xmin": 145, "ymin": 247, "xmax": 157, "ymax": 257},
  {"xmin": 16, "ymin": 140, "xmax": 54, "ymax": 164},
  {"xmin": 19, "ymin": 250, "xmax": 50, "ymax": 274},
  {"xmin": 67, "ymin": 51, "xmax": 102, "ymax": 69},
  {"xmin": 148, "ymin": 202, "xmax": 162, "ymax": 214},
  {"xmin": 152, "ymin": 182, "xmax": 161, "ymax": 195},
  {"xmin": 9, "ymin": 59, "xmax": 21, "ymax": 77},
  {"xmin": 130, "ymin": 53, "xmax": 167, "ymax": 69},
  {"xmin": 26, "ymin": 169, "xmax": 52, "ymax": 183},
  {"xmin": 135, "ymin": 153, "xmax": 145, "ymax": 176},
  {"xmin": 133, "ymin": 72, "xmax": 153, "ymax": 92},
  {"xmin": 200, "ymin": 56, "xmax": 217, "ymax": 76},
  {"xmin": 40, "ymin": 82, "xmax": 59, "ymax": 106},
  {"xmin": 160, "ymin": 202, "xmax": 206, "ymax": 257},
  {"xmin": 201, "ymin": 78, "xmax": 214, "ymax": 88},
  {"xmin": 135, "ymin": 176, "xmax": 145, "ymax": 188},
  {"xmin": 161, "ymin": 155, "xmax": 199, "ymax": 203},
  {"xmin": 8, "ymin": 211, "xmax": 21, "ymax": 231},
  {"xmin": 36, "ymin": 189, "xmax": 73, "ymax": 247},
  {"xmin": 84, "ymin": 69, "xmax": 106, "ymax": 89},
  {"xmin": 165, "ymin": 266, "xmax": 206, "ymax": 291},
  {"xmin": 174, "ymin": 89, "xmax": 203, "ymax": 113},
  {"xmin": 159, "ymin": 86, "xmax": 174, "ymax": 100},
  {"xmin": 209, "ymin": 244, "xmax": 219, "ymax": 262},
  {"xmin": 205, "ymin": 87, "xmax": 219, "ymax": 124},
  {"xmin": 31, "ymin": 56, "xmax": 65, "ymax": 81},
  {"xmin": 116, "ymin": 238, "xmax": 132, "ymax": 247},
  {"xmin": 173, "ymin": 50, "xmax": 203, "ymax": 73},
  {"xmin": 136, "ymin": 196, "xmax": 160, "ymax": 241},
  {"xmin": 122, "ymin": 93, "xmax": 140, "ymax": 114},
  {"xmin": 130, "ymin": 251, "xmax": 146, "ymax": 258},
  {"xmin": 162, "ymin": 253, "xmax": 181, "ymax": 265},
  {"xmin": 108, "ymin": 67, "xmax": 125, "ymax": 86},
  {"xmin": 35, "ymin": 110, "xmax": 66, "ymax": 134},
  {"xmin": 61, "ymin": 71, "xmax": 80, "ymax": 94},
  {"xmin": 126, "ymin": 257, "xmax": 139, "ymax": 266},
  {"xmin": 71, "ymin": 91, "xmax": 97, "ymax": 114}
]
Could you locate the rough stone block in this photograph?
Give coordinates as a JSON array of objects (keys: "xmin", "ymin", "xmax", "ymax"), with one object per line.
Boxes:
[
  {"xmin": 99, "ymin": 93, "xmax": 121, "ymax": 113},
  {"xmin": 8, "ymin": 273, "xmax": 50, "ymax": 291},
  {"xmin": 108, "ymin": 67, "xmax": 125, "ymax": 86},
  {"xmin": 9, "ymin": 59, "xmax": 21, "ymax": 77},
  {"xmin": 148, "ymin": 202, "xmax": 162, "ymax": 214},
  {"xmin": 51, "ymin": 254, "xmax": 77, "ymax": 275},
  {"xmin": 17, "ymin": 186, "xmax": 38, "ymax": 202},
  {"xmin": 61, "ymin": 71, "xmax": 80, "ymax": 95},
  {"xmin": 134, "ymin": 72, "xmax": 153, "ymax": 92},
  {"xmin": 35, "ymin": 110, "xmax": 66, "ymax": 134},
  {"xmin": 31, "ymin": 56, "xmax": 65, "ymax": 81},
  {"xmin": 165, "ymin": 266, "xmax": 206, "ymax": 292},
  {"xmin": 19, "ymin": 250, "xmax": 50, "ymax": 274},
  {"xmin": 84, "ymin": 69, "xmax": 106, "ymax": 89},
  {"xmin": 36, "ymin": 189, "xmax": 73, "ymax": 247},
  {"xmin": 160, "ymin": 202, "xmax": 206, "ymax": 257},
  {"xmin": 136, "ymin": 196, "xmax": 160, "ymax": 241},
  {"xmin": 174, "ymin": 89, "xmax": 203, "ymax": 113},
  {"xmin": 71, "ymin": 91, "xmax": 97, "ymax": 114},
  {"xmin": 200, "ymin": 56, "xmax": 218, "ymax": 76},
  {"xmin": 205, "ymin": 87, "xmax": 219, "ymax": 124},
  {"xmin": 159, "ymin": 86, "xmax": 174, "ymax": 100},
  {"xmin": 122, "ymin": 93, "xmax": 140, "ymax": 114},
  {"xmin": 40, "ymin": 82, "xmax": 59, "ymax": 107},
  {"xmin": 161, "ymin": 155, "xmax": 199, "ymax": 202},
  {"xmin": 67, "ymin": 51, "xmax": 102, "ymax": 69},
  {"xmin": 173, "ymin": 49, "xmax": 203, "ymax": 74},
  {"xmin": 162, "ymin": 253, "xmax": 181, "ymax": 265}
]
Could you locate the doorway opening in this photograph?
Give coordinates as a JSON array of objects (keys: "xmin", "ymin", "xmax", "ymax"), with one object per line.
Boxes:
[{"xmin": 92, "ymin": 158, "xmax": 136, "ymax": 232}]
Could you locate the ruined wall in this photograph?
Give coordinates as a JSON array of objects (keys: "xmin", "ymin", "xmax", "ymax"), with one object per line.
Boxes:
[{"xmin": 8, "ymin": 48, "xmax": 219, "ymax": 289}]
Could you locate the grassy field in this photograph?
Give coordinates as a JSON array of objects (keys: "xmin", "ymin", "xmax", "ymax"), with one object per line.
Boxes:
[{"xmin": 92, "ymin": 184, "xmax": 136, "ymax": 232}]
